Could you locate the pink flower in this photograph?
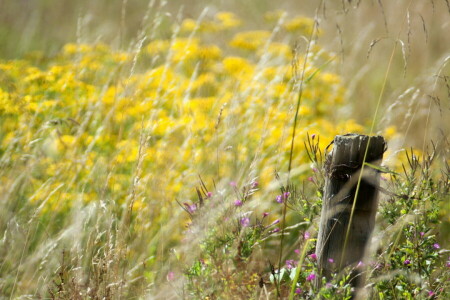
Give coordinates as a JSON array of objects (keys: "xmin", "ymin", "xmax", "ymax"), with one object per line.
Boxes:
[
  {"xmin": 309, "ymin": 253, "xmax": 317, "ymax": 260},
  {"xmin": 183, "ymin": 203, "xmax": 197, "ymax": 213},
  {"xmin": 420, "ymin": 232, "xmax": 425, "ymax": 237},
  {"xmin": 307, "ymin": 176, "xmax": 314, "ymax": 182},
  {"xmin": 306, "ymin": 273, "xmax": 316, "ymax": 281},
  {"xmin": 262, "ymin": 212, "xmax": 269, "ymax": 217},
  {"xmin": 283, "ymin": 191, "xmax": 291, "ymax": 199},
  {"xmin": 240, "ymin": 217, "xmax": 250, "ymax": 227},
  {"xmin": 234, "ymin": 199, "xmax": 243, "ymax": 207},
  {"xmin": 357, "ymin": 261, "xmax": 364, "ymax": 268},
  {"xmin": 328, "ymin": 258, "xmax": 334, "ymax": 264},
  {"xmin": 167, "ymin": 271, "xmax": 175, "ymax": 281},
  {"xmin": 251, "ymin": 181, "xmax": 259, "ymax": 188},
  {"xmin": 285, "ymin": 259, "xmax": 297, "ymax": 269},
  {"xmin": 294, "ymin": 249, "xmax": 300, "ymax": 254},
  {"xmin": 428, "ymin": 290, "xmax": 435, "ymax": 297},
  {"xmin": 206, "ymin": 191, "xmax": 213, "ymax": 198},
  {"xmin": 433, "ymin": 243, "xmax": 440, "ymax": 249},
  {"xmin": 295, "ymin": 288, "xmax": 302, "ymax": 294},
  {"xmin": 272, "ymin": 228, "xmax": 280, "ymax": 233},
  {"xmin": 230, "ymin": 181, "xmax": 237, "ymax": 187},
  {"xmin": 404, "ymin": 259, "xmax": 411, "ymax": 265},
  {"xmin": 304, "ymin": 232, "xmax": 311, "ymax": 239}
]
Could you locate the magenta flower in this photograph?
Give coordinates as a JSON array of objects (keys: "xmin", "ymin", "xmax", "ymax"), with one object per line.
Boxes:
[
  {"xmin": 307, "ymin": 176, "xmax": 314, "ymax": 182},
  {"xmin": 251, "ymin": 181, "xmax": 259, "ymax": 188},
  {"xmin": 420, "ymin": 232, "xmax": 425, "ymax": 237},
  {"xmin": 262, "ymin": 212, "xmax": 269, "ymax": 217},
  {"xmin": 206, "ymin": 191, "xmax": 213, "ymax": 198},
  {"xmin": 357, "ymin": 261, "xmax": 364, "ymax": 268},
  {"xmin": 428, "ymin": 290, "xmax": 435, "ymax": 297},
  {"xmin": 295, "ymin": 288, "xmax": 302, "ymax": 294},
  {"xmin": 312, "ymin": 167, "xmax": 318, "ymax": 173},
  {"xmin": 309, "ymin": 253, "xmax": 317, "ymax": 260},
  {"xmin": 328, "ymin": 258, "xmax": 334, "ymax": 264},
  {"xmin": 433, "ymin": 243, "xmax": 440, "ymax": 249},
  {"xmin": 283, "ymin": 191, "xmax": 291, "ymax": 199},
  {"xmin": 272, "ymin": 228, "xmax": 280, "ymax": 233},
  {"xmin": 234, "ymin": 199, "xmax": 243, "ymax": 207},
  {"xmin": 306, "ymin": 273, "xmax": 316, "ymax": 281},
  {"xmin": 294, "ymin": 249, "xmax": 300, "ymax": 254},
  {"xmin": 230, "ymin": 181, "xmax": 237, "ymax": 187},
  {"xmin": 404, "ymin": 259, "xmax": 411, "ymax": 265},
  {"xmin": 276, "ymin": 195, "xmax": 283, "ymax": 203},
  {"xmin": 240, "ymin": 217, "xmax": 250, "ymax": 227},
  {"xmin": 304, "ymin": 232, "xmax": 311, "ymax": 239}
]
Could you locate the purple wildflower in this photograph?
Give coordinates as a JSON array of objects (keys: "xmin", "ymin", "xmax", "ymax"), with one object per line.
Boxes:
[
  {"xmin": 304, "ymin": 232, "xmax": 310, "ymax": 239},
  {"xmin": 234, "ymin": 199, "xmax": 243, "ymax": 207},
  {"xmin": 428, "ymin": 290, "xmax": 435, "ymax": 297},
  {"xmin": 433, "ymin": 243, "xmax": 440, "ymax": 249},
  {"xmin": 230, "ymin": 181, "xmax": 237, "ymax": 187},
  {"xmin": 295, "ymin": 288, "xmax": 302, "ymax": 294},
  {"xmin": 306, "ymin": 273, "xmax": 316, "ymax": 281},
  {"xmin": 328, "ymin": 258, "xmax": 334, "ymax": 264},
  {"xmin": 240, "ymin": 217, "xmax": 250, "ymax": 227},
  {"xmin": 272, "ymin": 228, "xmax": 280, "ymax": 233},
  {"xmin": 283, "ymin": 191, "xmax": 291, "ymax": 199},
  {"xmin": 420, "ymin": 232, "xmax": 425, "ymax": 237},
  {"xmin": 404, "ymin": 259, "xmax": 411, "ymax": 265},
  {"xmin": 251, "ymin": 181, "xmax": 259, "ymax": 188},
  {"xmin": 294, "ymin": 249, "xmax": 300, "ymax": 254},
  {"xmin": 183, "ymin": 203, "xmax": 197, "ymax": 213},
  {"xmin": 307, "ymin": 176, "xmax": 314, "ymax": 182},
  {"xmin": 276, "ymin": 195, "xmax": 283, "ymax": 203},
  {"xmin": 285, "ymin": 259, "xmax": 297, "ymax": 269},
  {"xmin": 206, "ymin": 191, "xmax": 213, "ymax": 198},
  {"xmin": 262, "ymin": 212, "xmax": 269, "ymax": 217},
  {"xmin": 271, "ymin": 219, "xmax": 280, "ymax": 226}
]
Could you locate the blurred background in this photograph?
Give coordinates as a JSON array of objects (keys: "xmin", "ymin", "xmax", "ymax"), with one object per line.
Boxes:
[{"xmin": 1, "ymin": 0, "xmax": 448, "ymax": 150}]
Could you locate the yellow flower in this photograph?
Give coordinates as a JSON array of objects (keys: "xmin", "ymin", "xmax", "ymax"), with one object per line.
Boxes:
[
  {"xmin": 283, "ymin": 16, "xmax": 315, "ymax": 35},
  {"xmin": 230, "ymin": 30, "xmax": 271, "ymax": 51},
  {"xmin": 222, "ymin": 56, "xmax": 254, "ymax": 77},
  {"xmin": 215, "ymin": 12, "xmax": 241, "ymax": 29}
]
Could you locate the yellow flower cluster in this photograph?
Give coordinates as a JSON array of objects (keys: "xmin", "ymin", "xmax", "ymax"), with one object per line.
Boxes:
[{"xmin": 0, "ymin": 11, "xmax": 396, "ymax": 215}]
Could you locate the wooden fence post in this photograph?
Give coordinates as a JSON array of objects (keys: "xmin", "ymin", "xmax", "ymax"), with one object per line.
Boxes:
[{"xmin": 315, "ymin": 134, "xmax": 385, "ymax": 291}]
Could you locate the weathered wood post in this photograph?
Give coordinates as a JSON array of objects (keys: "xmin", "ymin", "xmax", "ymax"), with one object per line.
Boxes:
[{"xmin": 316, "ymin": 134, "xmax": 385, "ymax": 291}]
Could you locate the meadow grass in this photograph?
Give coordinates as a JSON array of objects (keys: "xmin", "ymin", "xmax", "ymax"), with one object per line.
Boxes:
[{"xmin": 0, "ymin": 1, "xmax": 449, "ymax": 299}]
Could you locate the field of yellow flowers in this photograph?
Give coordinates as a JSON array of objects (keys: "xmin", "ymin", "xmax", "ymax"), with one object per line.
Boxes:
[{"xmin": 1, "ymin": 1, "xmax": 449, "ymax": 299}]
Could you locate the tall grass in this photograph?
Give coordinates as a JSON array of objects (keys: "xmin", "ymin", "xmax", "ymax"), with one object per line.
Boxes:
[{"xmin": 0, "ymin": 0, "xmax": 449, "ymax": 299}]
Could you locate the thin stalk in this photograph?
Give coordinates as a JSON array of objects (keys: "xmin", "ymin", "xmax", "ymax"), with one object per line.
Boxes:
[
  {"xmin": 278, "ymin": 3, "xmax": 321, "ymax": 296},
  {"xmin": 340, "ymin": 0, "xmax": 413, "ymax": 270}
]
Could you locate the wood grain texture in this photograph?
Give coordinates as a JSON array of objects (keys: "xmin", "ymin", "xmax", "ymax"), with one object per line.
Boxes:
[{"xmin": 316, "ymin": 134, "xmax": 385, "ymax": 289}]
